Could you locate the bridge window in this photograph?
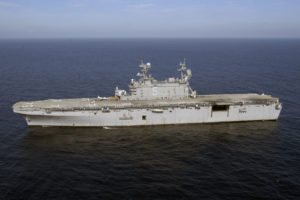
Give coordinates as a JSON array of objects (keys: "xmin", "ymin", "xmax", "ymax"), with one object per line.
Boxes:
[{"xmin": 142, "ymin": 115, "xmax": 146, "ymax": 120}]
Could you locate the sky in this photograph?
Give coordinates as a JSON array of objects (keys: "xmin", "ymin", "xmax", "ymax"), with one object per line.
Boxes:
[{"xmin": 0, "ymin": 0, "xmax": 299, "ymax": 38}]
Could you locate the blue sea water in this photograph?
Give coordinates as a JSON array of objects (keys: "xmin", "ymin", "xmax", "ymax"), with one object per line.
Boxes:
[{"xmin": 0, "ymin": 39, "xmax": 300, "ymax": 199}]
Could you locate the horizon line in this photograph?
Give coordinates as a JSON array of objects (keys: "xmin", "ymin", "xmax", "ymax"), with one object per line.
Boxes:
[{"xmin": 0, "ymin": 37, "xmax": 300, "ymax": 40}]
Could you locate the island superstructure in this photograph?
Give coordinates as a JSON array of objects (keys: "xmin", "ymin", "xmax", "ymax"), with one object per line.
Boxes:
[{"xmin": 13, "ymin": 60, "xmax": 282, "ymax": 127}]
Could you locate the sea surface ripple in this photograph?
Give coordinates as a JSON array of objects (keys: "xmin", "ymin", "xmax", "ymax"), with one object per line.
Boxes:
[{"xmin": 0, "ymin": 39, "xmax": 299, "ymax": 199}]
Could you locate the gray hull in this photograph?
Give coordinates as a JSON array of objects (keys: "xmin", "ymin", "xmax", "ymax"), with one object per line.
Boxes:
[
  {"xmin": 14, "ymin": 94, "xmax": 282, "ymax": 127},
  {"xmin": 13, "ymin": 61, "xmax": 282, "ymax": 127}
]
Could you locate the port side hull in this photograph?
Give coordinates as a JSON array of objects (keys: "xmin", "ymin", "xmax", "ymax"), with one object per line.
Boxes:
[{"xmin": 17, "ymin": 104, "xmax": 281, "ymax": 127}]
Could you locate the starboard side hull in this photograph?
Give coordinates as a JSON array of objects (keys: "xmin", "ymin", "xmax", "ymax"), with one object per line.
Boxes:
[{"xmin": 17, "ymin": 103, "xmax": 281, "ymax": 127}]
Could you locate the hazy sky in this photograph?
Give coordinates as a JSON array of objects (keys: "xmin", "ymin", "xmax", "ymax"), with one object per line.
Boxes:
[{"xmin": 0, "ymin": 0, "xmax": 299, "ymax": 38}]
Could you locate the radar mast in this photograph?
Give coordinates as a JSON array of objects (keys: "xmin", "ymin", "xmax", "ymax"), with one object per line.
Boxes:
[
  {"xmin": 178, "ymin": 59, "xmax": 188, "ymax": 82},
  {"xmin": 137, "ymin": 60, "xmax": 151, "ymax": 79}
]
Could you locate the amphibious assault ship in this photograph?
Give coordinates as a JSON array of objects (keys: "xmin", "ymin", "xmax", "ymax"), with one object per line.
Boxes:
[{"xmin": 13, "ymin": 60, "xmax": 282, "ymax": 127}]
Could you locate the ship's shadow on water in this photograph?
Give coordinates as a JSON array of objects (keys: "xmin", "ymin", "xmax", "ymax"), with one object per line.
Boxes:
[
  {"xmin": 13, "ymin": 122, "xmax": 288, "ymax": 199},
  {"xmin": 24, "ymin": 122, "xmax": 280, "ymax": 154}
]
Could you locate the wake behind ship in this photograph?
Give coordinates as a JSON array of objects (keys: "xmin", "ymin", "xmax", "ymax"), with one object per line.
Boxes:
[{"xmin": 13, "ymin": 60, "xmax": 282, "ymax": 127}]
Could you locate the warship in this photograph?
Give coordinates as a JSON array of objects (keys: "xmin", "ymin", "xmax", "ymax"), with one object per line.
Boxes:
[{"xmin": 13, "ymin": 60, "xmax": 282, "ymax": 127}]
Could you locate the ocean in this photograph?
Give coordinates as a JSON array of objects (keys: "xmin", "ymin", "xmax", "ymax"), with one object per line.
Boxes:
[{"xmin": 0, "ymin": 39, "xmax": 299, "ymax": 199}]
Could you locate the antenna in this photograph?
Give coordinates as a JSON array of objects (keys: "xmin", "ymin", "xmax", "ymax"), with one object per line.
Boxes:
[
  {"xmin": 178, "ymin": 58, "xmax": 187, "ymax": 81},
  {"xmin": 139, "ymin": 60, "xmax": 151, "ymax": 79}
]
